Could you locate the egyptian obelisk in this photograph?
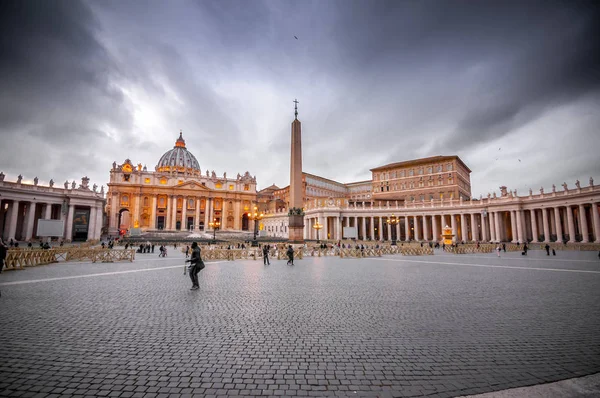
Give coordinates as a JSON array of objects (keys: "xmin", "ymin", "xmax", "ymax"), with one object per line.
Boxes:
[{"xmin": 288, "ymin": 99, "xmax": 304, "ymax": 242}]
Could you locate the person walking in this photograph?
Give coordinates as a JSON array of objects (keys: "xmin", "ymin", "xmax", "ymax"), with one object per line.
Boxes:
[
  {"xmin": 545, "ymin": 244, "xmax": 550, "ymax": 255},
  {"xmin": 263, "ymin": 245, "xmax": 270, "ymax": 265},
  {"xmin": 0, "ymin": 238, "xmax": 7, "ymax": 273},
  {"xmin": 185, "ymin": 245, "xmax": 190, "ymax": 258},
  {"xmin": 496, "ymin": 245, "xmax": 501, "ymax": 257},
  {"xmin": 186, "ymin": 242, "xmax": 204, "ymax": 290},
  {"xmin": 286, "ymin": 245, "xmax": 294, "ymax": 265},
  {"xmin": 523, "ymin": 243, "xmax": 528, "ymax": 255}
]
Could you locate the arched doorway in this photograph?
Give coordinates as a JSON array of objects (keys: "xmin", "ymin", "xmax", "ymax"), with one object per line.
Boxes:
[
  {"xmin": 242, "ymin": 213, "xmax": 249, "ymax": 231},
  {"xmin": 118, "ymin": 208, "xmax": 131, "ymax": 236}
]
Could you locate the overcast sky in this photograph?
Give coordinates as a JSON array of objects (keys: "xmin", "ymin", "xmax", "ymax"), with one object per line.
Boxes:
[{"xmin": 1, "ymin": 0, "xmax": 599, "ymax": 197}]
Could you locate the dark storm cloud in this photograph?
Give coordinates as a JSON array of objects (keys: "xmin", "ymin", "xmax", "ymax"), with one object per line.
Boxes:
[
  {"xmin": 0, "ymin": 0, "xmax": 598, "ymax": 196},
  {"xmin": 321, "ymin": 0, "xmax": 600, "ymax": 154},
  {"xmin": 0, "ymin": 0, "xmax": 132, "ymax": 184}
]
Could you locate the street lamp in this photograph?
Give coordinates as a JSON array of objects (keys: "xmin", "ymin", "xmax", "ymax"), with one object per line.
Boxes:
[
  {"xmin": 313, "ymin": 221, "xmax": 323, "ymax": 243},
  {"xmin": 385, "ymin": 214, "xmax": 400, "ymax": 245},
  {"xmin": 208, "ymin": 220, "xmax": 220, "ymax": 242},
  {"xmin": 248, "ymin": 206, "xmax": 264, "ymax": 247}
]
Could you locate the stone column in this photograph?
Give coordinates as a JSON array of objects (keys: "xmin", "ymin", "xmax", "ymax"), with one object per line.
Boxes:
[
  {"xmin": 95, "ymin": 204, "xmax": 103, "ymax": 240},
  {"xmin": 88, "ymin": 206, "xmax": 97, "ymax": 240},
  {"xmin": 150, "ymin": 196, "xmax": 157, "ymax": 230},
  {"xmin": 169, "ymin": 196, "xmax": 175, "ymax": 230},
  {"xmin": 413, "ymin": 216, "xmax": 420, "ymax": 241},
  {"xmin": 386, "ymin": 218, "xmax": 391, "ymax": 241},
  {"xmin": 530, "ymin": 209, "xmax": 539, "ymax": 242},
  {"xmin": 579, "ymin": 204, "xmax": 589, "ymax": 243},
  {"xmin": 566, "ymin": 206, "xmax": 576, "ymax": 243},
  {"xmin": 396, "ymin": 220, "xmax": 400, "ymax": 242},
  {"xmin": 470, "ymin": 213, "xmax": 478, "ymax": 241},
  {"xmin": 165, "ymin": 196, "xmax": 171, "ymax": 231},
  {"xmin": 460, "ymin": 214, "xmax": 467, "ymax": 242},
  {"xmin": 194, "ymin": 198, "xmax": 200, "ymax": 231},
  {"xmin": 542, "ymin": 208, "xmax": 550, "ymax": 243},
  {"xmin": 24, "ymin": 202, "xmax": 37, "ymax": 241},
  {"xmin": 516, "ymin": 210, "xmax": 524, "ymax": 243},
  {"xmin": 488, "ymin": 212, "xmax": 495, "ymax": 242},
  {"xmin": 494, "ymin": 212, "xmax": 502, "ymax": 242},
  {"xmin": 510, "ymin": 211, "xmax": 517, "ymax": 243},
  {"xmin": 451, "ymin": 214, "xmax": 457, "ymax": 243},
  {"xmin": 234, "ymin": 200, "xmax": 241, "ymax": 231},
  {"xmin": 65, "ymin": 204, "xmax": 75, "ymax": 241},
  {"xmin": 370, "ymin": 216, "xmax": 375, "ymax": 240},
  {"xmin": 204, "ymin": 198, "xmax": 212, "ymax": 230},
  {"xmin": 133, "ymin": 195, "xmax": 140, "ymax": 228},
  {"xmin": 481, "ymin": 213, "xmax": 488, "ymax": 242},
  {"xmin": 361, "ymin": 217, "xmax": 367, "ymax": 240},
  {"xmin": 44, "ymin": 204, "xmax": 52, "ymax": 219},
  {"xmin": 592, "ymin": 203, "xmax": 600, "ymax": 243},
  {"xmin": 554, "ymin": 207, "xmax": 563, "ymax": 243},
  {"xmin": 337, "ymin": 216, "xmax": 342, "ymax": 241},
  {"xmin": 404, "ymin": 216, "xmax": 410, "ymax": 241},
  {"xmin": 378, "ymin": 217, "xmax": 383, "ymax": 241},
  {"xmin": 432, "ymin": 215, "xmax": 439, "ymax": 242},
  {"xmin": 423, "ymin": 215, "xmax": 429, "ymax": 241},
  {"xmin": 110, "ymin": 193, "xmax": 119, "ymax": 230},
  {"xmin": 181, "ymin": 197, "xmax": 188, "ymax": 231}
]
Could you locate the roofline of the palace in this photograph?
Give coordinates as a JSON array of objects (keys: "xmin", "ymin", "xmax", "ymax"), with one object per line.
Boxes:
[
  {"xmin": 303, "ymin": 172, "xmax": 349, "ymax": 188},
  {"xmin": 370, "ymin": 155, "xmax": 472, "ymax": 173}
]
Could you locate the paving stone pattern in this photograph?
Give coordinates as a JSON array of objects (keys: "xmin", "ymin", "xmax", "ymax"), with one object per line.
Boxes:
[{"xmin": 1, "ymin": 249, "xmax": 600, "ymax": 397}]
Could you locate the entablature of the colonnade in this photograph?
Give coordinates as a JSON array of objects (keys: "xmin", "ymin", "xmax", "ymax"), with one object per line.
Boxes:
[{"xmin": 302, "ymin": 185, "xmax": 599, "ymax": 216}]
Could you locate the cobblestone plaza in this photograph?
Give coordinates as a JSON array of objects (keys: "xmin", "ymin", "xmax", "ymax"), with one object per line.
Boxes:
[{"xmin": 1, "ymin": 250, "xmax": 599, "ymax": 398}]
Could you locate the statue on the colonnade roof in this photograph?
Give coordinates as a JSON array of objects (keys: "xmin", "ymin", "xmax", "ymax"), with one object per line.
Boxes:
[
  {"xmin": 93, "ymin": 184, "xmax": 97, "ymax": 192},
  {"xmin": 64, "ymin": 181, "xmax": 69, "ymax": 189},
  {"xmin": 71, "ymin": 181, "xmax": 76, "ymax": 189},
  {"xmin": 49, "ymin": 179, "xmax": 54, "ymax": 187},
  {"xmin": 561, "ymin": 182, "xmax": 567, "ymax": 191},
  {"xmin": 590, "ymin": 177, "xmax": 594, "ymax": 186},
  {"xmin": 575, "ymin": 180, "xmax": 580, "ymax": 189},
  {"xmin": 0, "ymin": 172, "xmax": 4, "ymax": 182},
  {"xmin": 17, "ymin": 175, "xmax": 22, "ymax": 184},
  {"xmin": 34, "ymin": 177, "xmax": 38, "ymax": 186}
]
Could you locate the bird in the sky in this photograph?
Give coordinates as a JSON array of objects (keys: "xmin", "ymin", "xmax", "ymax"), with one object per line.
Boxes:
[
  {"xmin": 499, "ymin": 147, "xmax": 501, "ymax": 150},
  {"xmin": 294, "ymin": 36, "xmax": 298, "ymax": 40},
  {"xmin": 518, "ymin": 159, "xmax": 521, "ymax": 162}
]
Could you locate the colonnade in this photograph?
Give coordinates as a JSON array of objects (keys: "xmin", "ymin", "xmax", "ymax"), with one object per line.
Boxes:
[
  {"xmin": 0, "ymin": 199, "xmax": 103, "ymax": 242},
  {"xmin": 302, "ymin": 202, "xmax": 600, "ymax": 243}
]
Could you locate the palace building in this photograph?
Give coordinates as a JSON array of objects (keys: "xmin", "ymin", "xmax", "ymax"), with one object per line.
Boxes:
[{"xmin": 106, "ymin": 132, "xmax": 258, "ymax": 236}]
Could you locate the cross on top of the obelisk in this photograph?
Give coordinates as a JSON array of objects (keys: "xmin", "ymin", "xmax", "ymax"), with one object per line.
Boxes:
[{"xmin": 293, "ymin": 98, "xmax": 299, "ymax": 119}]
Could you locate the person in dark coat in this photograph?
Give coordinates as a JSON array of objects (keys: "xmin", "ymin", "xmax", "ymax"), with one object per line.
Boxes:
[
  {"xmin": 286, "ymin": 245, "xmax": 294, "ymax": 265},
  {"xmin": 545, "ymin": 244, "xmax": 550, "ymax": 255},
  {"xmin": 0, "ymin": 238, "xmax": 7, "ymax": 273},
  {"xmin": 263, "ymin": 245, "xmax": 270, "ymax": 265},
  {"xmin": 186, "ymin": 242, "xmax": 204, "ymax": 290}
]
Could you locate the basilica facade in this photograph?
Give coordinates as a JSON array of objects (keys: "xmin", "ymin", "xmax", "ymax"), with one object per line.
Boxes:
[{"xmin": 106, "ymin": 132, "xmax": 258, "ymax": 236}]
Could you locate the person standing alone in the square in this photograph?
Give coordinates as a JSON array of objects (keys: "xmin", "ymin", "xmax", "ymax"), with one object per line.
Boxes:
[
  {"xmin": 186, "ymin": 242, "xmax": 204, "ymax": 290},
  {"xmin": 263, "ymin": 245, "xmax": 270, "ymax": 265}
]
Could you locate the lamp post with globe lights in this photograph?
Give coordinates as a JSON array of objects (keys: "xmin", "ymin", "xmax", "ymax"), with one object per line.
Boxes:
[
  {"xmin": 385, "ymin": 214, "xmax": 400, "ymax": 245},
  {"xmin": 208, "ymin": 220, "xmax": 220, "ymax": 243},
  {"xmin": 313, "ymin": 221, "xmax": 323, "ymax": 243},
  {"xmin": 248, "ymin": 206, "xmax": 264, "ymax": 246}
]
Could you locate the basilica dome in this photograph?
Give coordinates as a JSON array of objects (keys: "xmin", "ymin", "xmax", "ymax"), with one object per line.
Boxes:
[{"xmin": 156, "ymin": 132, "xmax": 200, "ymax": 173}]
